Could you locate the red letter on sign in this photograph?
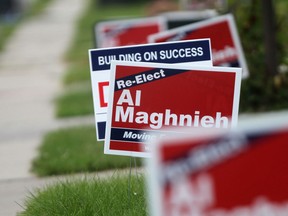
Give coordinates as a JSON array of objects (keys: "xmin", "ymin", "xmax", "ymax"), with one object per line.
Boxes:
[{"xmin": 98, "ymin": 81, "xmax": 109, "ymax": 107}]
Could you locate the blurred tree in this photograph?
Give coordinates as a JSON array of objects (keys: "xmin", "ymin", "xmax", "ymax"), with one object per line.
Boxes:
[
  {"xmin": 228, "ymin": 0, "xmax": 288, "ymax": 112},
  {"xmin": 229, "ymin": 0, "xmax": 281, "ymax": 77},
  {"xmin": 261, "ymin": 0, "xmax": 278, "ymax": 76}
]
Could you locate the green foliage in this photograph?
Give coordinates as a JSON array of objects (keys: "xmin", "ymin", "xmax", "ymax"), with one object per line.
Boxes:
[
  {"xmin": 229, "ymin": 0, "xmax": 288, "ymax": 113},
  {"xmin": 240, "ymin": 72, "xmax": 288, "ymax": 112},
  {"xmin": 32, "ymin": 126, "xmax": 142, "ymax": 176},
  {"xmin": 20, "ymin": 175, "xmax": 147, "ymax": 216}
]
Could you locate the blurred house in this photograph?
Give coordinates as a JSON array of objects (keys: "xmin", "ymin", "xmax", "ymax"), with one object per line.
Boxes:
[
  {"xmin": 179, "ymin": 0, "xmax": 227, "ymax": 11},
  {"xmin": 0, "ymin": 0, "xmax": 30, "ymax": 21}
]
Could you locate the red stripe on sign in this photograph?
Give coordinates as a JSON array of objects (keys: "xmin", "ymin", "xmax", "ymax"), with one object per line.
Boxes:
[
  {"xmin": 110, "ymin": 141, "xmax": 146, "ymax": 153},
  {"xmin": 98, "ymin": 81, "xmax": 109, "ymax": 107}
]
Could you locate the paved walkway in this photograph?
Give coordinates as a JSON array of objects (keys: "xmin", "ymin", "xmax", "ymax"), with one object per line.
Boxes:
[{"xmin": 0, "ymin": 0, "xmax": 87, "ymax": 215}]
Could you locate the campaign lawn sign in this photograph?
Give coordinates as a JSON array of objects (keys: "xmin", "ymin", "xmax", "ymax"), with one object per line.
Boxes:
[
  {"xmin": 105, "ymin": 61, "xmax": 242, "ymax": 157},
  {"xmin": 95, "ymin": 17, "xmax": 166, "ymax": 48},
  {"xmin": 159, "ymin": 10, "xmax": 218, "ymax": 29},
  {"xmin": 147, "ymin": 116, "xmax": 288, "ymax": 216},
  {"xmin": 89, "ymin": 39, "xmax": 212, "ymax": 140},
  {"xmin": 149, "ymin": 14, "xmax": 249, "ymax": 78}
]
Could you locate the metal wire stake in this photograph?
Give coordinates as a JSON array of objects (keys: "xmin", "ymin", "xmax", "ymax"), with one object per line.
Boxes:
[{"xmin": 127, "ymin": 156, "xmax": 133, "ymax": 206}]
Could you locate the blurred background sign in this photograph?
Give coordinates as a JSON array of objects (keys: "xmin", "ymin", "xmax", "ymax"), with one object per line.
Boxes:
[
  {"xmin": 148, "ymin": 115, "xmax": 288, "ymax": 216},
  {"xmin": 149, "ymin": 14, "xmax": 249, "ymax": 78},
  {"xmin": 95, "ymin": 16, "xmax": 166, "ymax": 48}
]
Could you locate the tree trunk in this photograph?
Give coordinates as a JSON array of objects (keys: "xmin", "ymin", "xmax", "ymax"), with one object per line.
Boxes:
[{"xmin": 261, "ymin": 0, "xmax": 278, "ymax": 76}]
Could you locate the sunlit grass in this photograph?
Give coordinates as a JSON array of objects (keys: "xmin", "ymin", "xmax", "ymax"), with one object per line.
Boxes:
[
  {"xmin": 20, "ymin": 174, "xmax": 147, "ymax": 216},
  {"xmin": 32, "ymin": 125, "xmax": 142, "ymax": 176}
]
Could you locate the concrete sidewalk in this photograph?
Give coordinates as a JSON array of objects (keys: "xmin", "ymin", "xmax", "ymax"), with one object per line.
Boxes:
[{"xmin": 0, "ymin": 0, "xmax": 87, "ymax": 215}]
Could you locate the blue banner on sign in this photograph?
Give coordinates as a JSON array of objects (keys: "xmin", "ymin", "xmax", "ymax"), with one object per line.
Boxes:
[
  {"xmin": 90, "ymin": 39, "xmax": 211, "ymax": 71},
  {"xmin": 115, "ymin": 68, "xmax": 187, "ymax": 91},
  {"xmin": 97, "ymin": 122, "xmax": 106, "ymax": 140},
  {"xmin": 110, "ymin": 128, "xmax": 170, "ymax": 143}
]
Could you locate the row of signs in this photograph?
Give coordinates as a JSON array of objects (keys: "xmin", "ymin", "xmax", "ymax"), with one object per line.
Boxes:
[
  {"xmin": 89, "ymin": 39, "xmax": 213, "ymax": 141},
  {"xmin": 95, "ymin": 14, "xmax": 248, "ymax": 77},
  {"xmin": 89, "ymin": 37, "xmax": 242, "ymax": 157},
  {"xmin": 90, "ymin": 13, "xmax": 245, "ymax": 156}
]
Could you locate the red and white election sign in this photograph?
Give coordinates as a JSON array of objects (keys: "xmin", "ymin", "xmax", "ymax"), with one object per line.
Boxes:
[
  {"xmin": 149, "ymin": 14, "xmax": 249, "ymax": 78},
  {"xmin": 89, "ymin": 39, "xmax": 212, "ymax": 141},
  {"xmin": 105, "ymin": 61, "xmax": 242, "ymax": 157},
  {"xmin": 96, "ymin": 17, "xmax": 166, "ymax": 48},
  {"xmin": 148, "ymin": 118, "xmax": 288, "ymax": 216}
]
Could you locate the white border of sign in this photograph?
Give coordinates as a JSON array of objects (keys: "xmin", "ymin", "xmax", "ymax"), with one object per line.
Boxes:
[
  {"xmin": 105, "ymin": 60, "xmax": 242, "ymax": 158},
  {"xmin": 95, "ymin": 16, "xmax": 167, "ymax": 48},
  {"xmin": 148, "ymin": 14, "xmax": 249, "ymax": 79}
]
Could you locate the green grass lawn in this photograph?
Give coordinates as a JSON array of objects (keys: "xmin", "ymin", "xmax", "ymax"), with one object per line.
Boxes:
[
  {"xmin": 0, "ymin": 23, "xmax": 16, "ymax": 51},
  {"xmin": 32, "ymin": 125, "xmax": 142, "ymax": 176},
  {"xmin": 55, "ymin": 84, "xmax": 94, "ymax": 117},
  {"xmin": 63, "ymin": 63, "xmax": 91, "ymax": 85},
  {"xmin": 20, "ymin": 174, "xmax": 147, "ymax": 216}
]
